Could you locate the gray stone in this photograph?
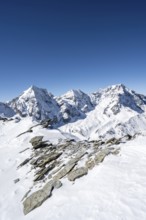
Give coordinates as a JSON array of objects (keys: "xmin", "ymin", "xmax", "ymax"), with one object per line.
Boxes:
[
  {"xmin": 17, "ymin": 158, "xmax": 31, "ymax": 168},
  {"xmin": 67, "ymin": 167, "xmax": 88, "ymax": 181},
  {"xmin": 67, "ymin": 150, "xmax": 86, "ymax": 165},
  {"xmin": 53, "ymin": 163, "xmax": 76, "ymax": 180},
  {"xmin": 34, "ymin": 162, "xmax": 56, "ymax": 181},
  {"xmin": 23, "ymin": 180, "xmax": 54, "ymax": 215},
  {"xmin": 29, "ymin": 136, "xmax": 49, "ymax": 149},
  {"xmin": 30, "ymin": 136, "xmax": 44, "ymax": 144},
  {"xmin": 94, "ymin": 149, "xmax": 110, "ymax": 165},
  {"xmin": 111, "ymin": 148, "xmax": 120, "ymax": 155},
  {"xmin": 14, "ymin": 178, "xmax": 20, "ymax": 184},
  {"xmin": 85, "ymin": 158, "xmax": 95, "ymax": 170},
  {"xmin": 53, "ymin": 180, "xmax": 62, "ymax": 189},
  {"xmin": 37, "ymin": 152, "xmax": 62, "ymax": 167},
  {"xmin": 106, "ymin": 137, "xmax": 120, "ymax": 145}
]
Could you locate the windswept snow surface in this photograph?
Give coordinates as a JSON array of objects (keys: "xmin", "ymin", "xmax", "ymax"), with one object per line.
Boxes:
[{"xmin": 0, "ymin": 119, "xmax": 146, "ymax": 220}]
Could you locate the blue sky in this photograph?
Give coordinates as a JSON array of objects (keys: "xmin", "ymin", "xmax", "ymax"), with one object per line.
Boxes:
[{"xmin": 0, "ymin": 0, "xmax": 146, "ymax": 101}]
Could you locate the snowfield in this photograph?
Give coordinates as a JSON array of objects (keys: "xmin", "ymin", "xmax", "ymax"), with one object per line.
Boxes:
[{"xmin": 0, "ymin": 118, "xmax": 146, "ymax": 220}]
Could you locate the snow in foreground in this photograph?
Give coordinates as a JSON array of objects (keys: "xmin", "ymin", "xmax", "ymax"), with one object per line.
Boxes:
[{"xmin": 0, "ymin": 120, "xmax": 146, "ymax": 220}]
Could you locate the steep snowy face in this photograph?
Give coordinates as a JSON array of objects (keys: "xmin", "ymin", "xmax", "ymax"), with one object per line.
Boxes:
[
  {"xmin": 56, "ymin": 89, "xmax": 93, "ymax": 123},
  {"xmin": 0, "ymin": 102, "xmax": 15, "ymax": 118},
  {"xmin": 60, "ymin": 84, "xmax": 146, "ymax": 140},
  {"xmin": 90, "ymin": 84, "xmax": 146, "ymax": 116},
  {"xmin": 9, "ymin": 86, "xmax": 60, "ymax": 121}
]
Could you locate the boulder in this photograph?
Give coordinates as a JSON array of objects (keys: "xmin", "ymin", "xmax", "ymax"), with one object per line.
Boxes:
[
  {"xmin": 23, "ymin": 180, "xmax": 54, "ymax": 215},
  {"xmin": 29, "ymin": 136, "xmax": 47, "ymax": 149},
  {"xmin": 53, "ymin": 180, "xmax": 62, "ymax": 189},
  {"xmin": 23, "ymin": 179, "xmax": 62, "ymax": 215},
  {"xmin": 67, "ymin": 167, "xmax": 88, "ymax": 181},
  {"xmin": 94, "ymin": 149, "xmax": 110, "ymax": 165}
]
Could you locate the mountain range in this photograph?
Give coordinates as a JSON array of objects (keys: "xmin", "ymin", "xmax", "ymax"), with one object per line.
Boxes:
[{"xmin": 1, "ymin": 84, "xmax": 146, "ymax": 140}]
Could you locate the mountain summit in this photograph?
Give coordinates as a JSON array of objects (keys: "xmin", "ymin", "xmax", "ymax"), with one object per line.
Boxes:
[{"xmin": 9, "ymin": 86, "xmax": 60, "ymax": 121}]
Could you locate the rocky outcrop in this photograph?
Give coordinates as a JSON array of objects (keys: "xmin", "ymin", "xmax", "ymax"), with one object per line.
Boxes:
[
  {"xmin": 23, "ymin": 180, "xmax": 55, "ymax": 215},
  {"xmin": 21, "ymin": 136, "xmax": 123, "ymax": 215},
  {"xmin": 53, "ymin": 163, "xmax": 76, "ymax": 180},
  {"xmin": 94, "ymin": 149, "xmax": 110, "ymax": 164},
  {"xmin": 85, "ymin": 158, "xmax": 95, "ymax": 170},
  {"xmin": 34, "ymin": 162, "xmax": 56, "ymax": 181},
  {"xmin": 67, "ymin": 167, "xmax": 88, "ymax": 181},
  {"xmin": 29, "ymin": 136, "xmax": 49, "ymax": 149}
]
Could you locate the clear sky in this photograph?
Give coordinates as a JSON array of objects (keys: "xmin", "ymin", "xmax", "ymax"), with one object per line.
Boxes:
[{"xmin": 0, "ymin": 0, "xmax": 146, "ymax": 101}]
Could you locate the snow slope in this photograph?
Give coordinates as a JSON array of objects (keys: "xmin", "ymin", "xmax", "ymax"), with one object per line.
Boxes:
[{"xmin": 0, "ymin": 119, "xmax": 146, "ymax": 220}]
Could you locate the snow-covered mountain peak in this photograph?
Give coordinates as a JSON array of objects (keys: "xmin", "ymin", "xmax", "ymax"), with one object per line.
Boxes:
[
  {"xmin": 56, "ymin": 88, "xmax": 93, "ymax": 123},
  {"xmin": 21, "ymin": 85, "xmax": 53, "ymax": 100},
  {"xmin": 60, "ymin": 89, "xmax": 87, "ymax": 100},
  {"xmin": 99, "ymin": 83, "xmax": 129, "ymax": 95},
  {"xmin": 90, "ymin": 84, "xmax": 146, "ymax": 116},
  {"xmin": 9, "ymin": 86, "xmax": 59, "ymax": 121}
]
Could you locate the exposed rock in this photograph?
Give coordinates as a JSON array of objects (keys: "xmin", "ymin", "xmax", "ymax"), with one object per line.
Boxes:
[
  {"xmin": 67, "ymin": 150, "xmax": 86, "ymax": 165},
  {"xmin": 106, "ymin": 137, "xmax": 120, "ymax": 145},
  {"xmin": 19, "ymin": 148, "xmax": 29, "ymax": 154},
  {"xmin": 53, "ymin": 180, "xmax": 62, "ymax": 189},
  {"xmin": 36, "ymin": 152, "xmax": 62, "ymax": 167},
  {"xmin": 34, "ymin": 162, "xmax": 56, "ymax": 181},
  {"xmin": 94, "ymin": 149, "xmax": 110, "ymax": 164},
  {"xmin": 17, "ymin": 158, "xmax": 31, "ymax": 168},
  {"xmin": 21, "ymin": 189, "xmax": 31, "ymax": 201},
  {"xmin": 17, "ymin": 129, "xmax": 34, "ymax": 138},
  {"xmin": 111, "ymin": 148, "xmax": 120, "ymax": 155},
  {"xmin": 41, "ymin": 119, "xmax": 52, "ymax": 128},
  {"xmin": 23, "ymin": 180, "xmax": 54, "ymax": 215},
  {"xmin": 67, "ymin": 167, "xmax": 88, "ymax": 181},
  {"xmin": 53, "ymin": 163, "xmax": 76, "ymax": 180},
  {"xmin": 51, "ymin": 164, "xmax": 64, "ymax": 175},
  {"xmin": 29, "ymin": 136, "xmax": 48, "ymax": 149},
  {"xmin": 14, "ymin": 178, "xmax": 20, "ymax": 184},
  {"xmin": 85, "ymin": 158, "xmax": 95, "ymax": 170},
  {"xmin": 29, "ymin": 136, "xmax": 44, "ymax": 147},
  {"xmin": 30, "ymin": 136, "xmax": 44, "ymax": 144}
]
